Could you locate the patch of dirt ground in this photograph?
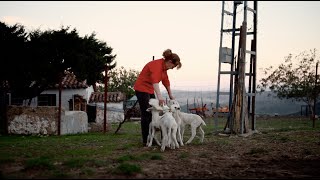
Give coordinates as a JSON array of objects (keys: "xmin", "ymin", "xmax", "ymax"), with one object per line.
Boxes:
[{"xmin": 102, "ymin": 130, "xmax": 320, "ymax": 179}]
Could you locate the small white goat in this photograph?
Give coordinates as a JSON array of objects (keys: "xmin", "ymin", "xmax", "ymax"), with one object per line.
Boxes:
[
  {"xmin": 146, "ymin": 105, "xmax": 162, "ymax": 148},
  {"xmin": 148, "ymin": 98, "xmax": 179, "ymax": 151},
  {"xmin": 168, "ymin": 99, "xmax": 206, "ymax": 144},
  {"xmin": 167, "ymin": 100, "xmax": 184, "ymax": 146}
]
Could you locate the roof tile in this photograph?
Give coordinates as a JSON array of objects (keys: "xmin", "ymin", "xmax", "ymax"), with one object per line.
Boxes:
[
  {"xmin": 53, "ymin": 71, "xmax": 88, "ymax": 89},
  {"xmin": 89, "ymin": 92, "xmax": 126, "ymax": 103}
]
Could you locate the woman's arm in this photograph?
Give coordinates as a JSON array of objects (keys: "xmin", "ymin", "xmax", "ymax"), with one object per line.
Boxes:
[
  {"xmin": 165, "ymin": 85, "xmax": 174, "ymax": 100},
  {"xmin": 153, "ymin": 83, "xmax": 165, "ymax": 105}
]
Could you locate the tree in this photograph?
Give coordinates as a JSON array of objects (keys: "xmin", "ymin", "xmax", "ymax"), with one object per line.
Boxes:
[
  {"xmin": 0, "ymin": 23, "xmax": 117, "ymax": 102},
  {"xmin": 70, "ymin": 32, "xmax": 117, "ymax": 91},
  {"xmin": 0, "ymin": 21, "xmax": 29, "ymax": 133},
  {"xmin": 24, "ymin": 27, "xmax": 83, "ymax": 101},
  {"xmin": 0, "ymin": 21, "xmax": 29, "ymax": 95},
  {"xmin": 28, "ymin": 26, "xmax": 117, "ymax": 93},
  {"xmin": 98, "ymin": 66, "xmax": 140, "ymax": 100},
  {"xmin": 258, "ymin": 49, "xmax": 320, "ymax": 119}
]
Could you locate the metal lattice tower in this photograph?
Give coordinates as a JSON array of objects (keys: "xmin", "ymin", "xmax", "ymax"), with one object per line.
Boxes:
[{"xmin": 214, "ymin": 1, "xmax": 258, "ymax": 134}]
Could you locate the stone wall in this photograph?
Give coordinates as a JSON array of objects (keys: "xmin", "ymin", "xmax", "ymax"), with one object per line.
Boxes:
[{"xmin": 7, "ymin": 106, "xmax": 88, "ymax": 135}]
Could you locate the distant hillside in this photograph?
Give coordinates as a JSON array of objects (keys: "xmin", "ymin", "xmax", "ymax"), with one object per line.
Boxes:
[{"xmin": 161, "ymin": 90, "xmax": 318, "ymax": 116}]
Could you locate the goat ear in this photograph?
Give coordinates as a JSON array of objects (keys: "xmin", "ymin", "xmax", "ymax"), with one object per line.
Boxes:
[{"xmin": 146, "ymin": 107, "xmax": 152, "ymax": 112}]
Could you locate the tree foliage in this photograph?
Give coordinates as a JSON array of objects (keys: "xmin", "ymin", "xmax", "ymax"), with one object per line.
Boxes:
[
  {"xmin": 0, "ymin": 21, "xmax": 116, "ymax": 101},
  {"xmin": 258, "ymin": 49, "xmax": 319, "ymax": 116},
  {"xmin": 98, "ymin": 66, "xmax": 140, "ymax": 100},
  {"xmin": 0, "ymin": 21, "xmax": 29, "ymax": 94},
  {"xmin": 70, "ymin": 32, "xmax": 117, "ymax": 89}
]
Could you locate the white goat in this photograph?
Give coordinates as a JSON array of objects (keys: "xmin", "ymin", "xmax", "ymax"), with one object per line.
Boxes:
[
  {"xmin": 148, "ymin": 98, "xmax": 179, "ymax": 151},
  {"xmin": 167, "ymin": 100, "xmax": 184, "ymax": 146},
  {"xmin": 168, "ymin": 99, "xmax": 206, "ymax": 144},
  {"xmin": 146, "ymin": 106, "xmax": 162, "ymax": 148}
]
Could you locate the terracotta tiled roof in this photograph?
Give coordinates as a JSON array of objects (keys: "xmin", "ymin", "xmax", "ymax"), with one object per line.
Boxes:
[
  {"xmin": 52, "ymin": 71, "xmax": 89, "ymax": 89},
  {"xmin": 89, "ymin": 92, "xmax": 126, "ymax": 103}
]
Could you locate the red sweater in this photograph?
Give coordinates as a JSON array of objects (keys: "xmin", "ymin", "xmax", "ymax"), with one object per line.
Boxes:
[{"xmin": 134, "ymin": 58, "xmax": 170, "ymax": 94}]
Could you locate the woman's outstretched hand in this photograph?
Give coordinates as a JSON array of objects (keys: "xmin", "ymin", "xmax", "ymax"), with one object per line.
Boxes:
[{"xmin": 159, "ymin": 99, "xmax": 166, "ymax": 106}]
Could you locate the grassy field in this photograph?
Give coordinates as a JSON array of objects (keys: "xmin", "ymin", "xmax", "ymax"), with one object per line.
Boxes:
[{"xmin": 0, "ymin": 116, "xmax": 319, "ymax": 178}]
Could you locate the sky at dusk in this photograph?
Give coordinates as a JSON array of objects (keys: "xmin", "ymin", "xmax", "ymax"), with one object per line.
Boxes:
[{"xmin": 1, "ymin": 1, "xmax": 319, "ymax": 92}]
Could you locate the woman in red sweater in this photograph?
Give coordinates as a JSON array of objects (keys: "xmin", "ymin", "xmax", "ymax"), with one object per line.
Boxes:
[{"xmin": 134, "ymin": 49, "xmax": 182, "ymax": 146}]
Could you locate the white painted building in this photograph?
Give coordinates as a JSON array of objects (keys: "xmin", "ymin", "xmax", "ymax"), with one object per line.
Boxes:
[{"xmin": 21, "ymin": 71, "xmax": 94, "ymax": 110}]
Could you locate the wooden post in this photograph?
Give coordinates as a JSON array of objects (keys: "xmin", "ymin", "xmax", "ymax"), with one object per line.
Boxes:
[
  {"xmin": 1, "ymin": 90, "xmax": 8, "ymax": 135},
  {"xmin": 58, "ymin": 73, "xmax": 62, "ymax": 135},
  {"xmin": 228, "ymin": 25, "xmax": 243, "ymax": 133},
  {"xmin": 187, "ymin": 99, "xmax": 189, "ymax": 113},
  {"xmin": 230, "ymin": 23, "xmax": 250, "ymax": 134},
  {"xmin": 104, "ymin": 65, "xmax": 108, "ymax": 133},
  {"xmin": 313, "ymin": 62, "xmax": 318, "ymax": 128}
]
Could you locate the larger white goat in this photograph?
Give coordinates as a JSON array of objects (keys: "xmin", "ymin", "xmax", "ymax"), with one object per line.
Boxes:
[
  {"xmin": 148, "ymin": 98, "xmax": 179, "ymax": 151},
  {"xmin": 167, "ymin": 101, "xmax": 184, "ymax": 146},
  {"xmin": 169, "ymin": 99, "xmax": 206, "ymax": 144}
]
